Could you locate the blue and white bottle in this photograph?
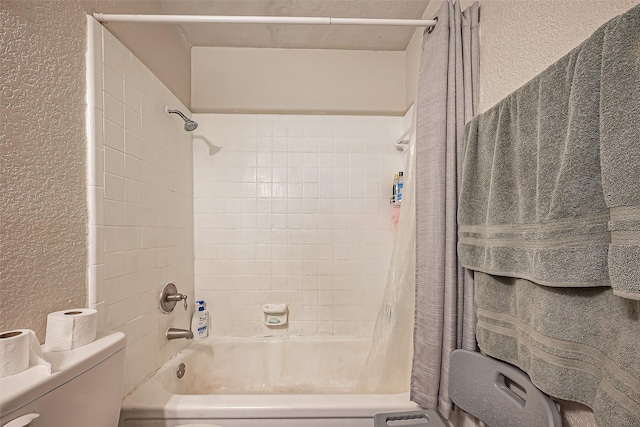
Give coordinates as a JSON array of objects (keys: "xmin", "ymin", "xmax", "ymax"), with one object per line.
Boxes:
[{"xmin": 191, "ymin": 300, "xmax": 209, "ymax": 341}]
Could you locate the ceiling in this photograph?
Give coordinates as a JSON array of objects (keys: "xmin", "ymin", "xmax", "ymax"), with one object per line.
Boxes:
[{"xmin": 157, "ymin": 0, "xmax": 431, "ymax": 51}]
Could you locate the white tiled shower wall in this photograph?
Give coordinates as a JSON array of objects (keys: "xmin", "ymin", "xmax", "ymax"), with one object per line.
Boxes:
[
  {"xmin": 193, "ymin": 114, "xmax": 405, "ymax": 336},
  {"xmin": 87, "ymin": 18, "xmax": 194, "ymax": 393},
  {"xmin": 88, "ymin": 17, "xmax": 407, "ymax": 389}
]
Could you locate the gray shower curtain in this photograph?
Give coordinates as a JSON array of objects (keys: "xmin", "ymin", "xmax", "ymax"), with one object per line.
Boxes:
[{"xmin": 411, "ymin": 1, "xmax": 479, "ymax": 418}]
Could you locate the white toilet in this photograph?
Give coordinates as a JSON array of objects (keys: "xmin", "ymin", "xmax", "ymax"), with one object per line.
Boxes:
[
  {"xmin": 0, "ymin": 330, "xmax": 125, "ymax": 427},
  {"xmin": 0, "ymin": 330, "xmax": 225, "ymax": 427}
]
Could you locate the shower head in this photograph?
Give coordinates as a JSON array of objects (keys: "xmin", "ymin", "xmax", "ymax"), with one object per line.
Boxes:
[
  {"xmin": 165, "ymin": 107, "xmax": 198, "ymax": 132},
  {"xmin": 183, "ymin": 119, "xmax": 198, "ymax": 132}
]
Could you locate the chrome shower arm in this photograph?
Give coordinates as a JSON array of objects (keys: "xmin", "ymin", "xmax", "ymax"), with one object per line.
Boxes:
[
  {"xmin": 166, "ymin": 108, "xmax": 189, "ymax": 121},
  {"xmin": 165, "ymin": 106, "xmax": 198, "ymax": 132}
]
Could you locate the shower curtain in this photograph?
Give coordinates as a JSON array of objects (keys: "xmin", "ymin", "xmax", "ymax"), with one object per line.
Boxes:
[
  {"xmin": 357, "ymin": 120, "xmax": 417, "ymax": 394},
  {"xmin": 411, "ymin": 1, "xmax": 479, "ymax": 418}
]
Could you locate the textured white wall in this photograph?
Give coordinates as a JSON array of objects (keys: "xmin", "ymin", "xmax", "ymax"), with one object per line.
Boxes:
[
  {"xmin": 477, "ymin": 0, "xmax": 640, "ymax": 112},
  {"xmin": 87, "ymin": 20, "xmax": 195, "ymax": 393},
  {"xmin": 191, "ymin": 47, "xmax": 406, "ymax": 115},
  {"xmin": 1, "ymin": 1, "xmax": 88, "ymax": 339},
  {"xmin": 1, "ymin": 0, "xmax": 194, "ymax": 341},
  {"xmin": 192, "ymin": 114, "xmax": 405, "ymax": 336}
]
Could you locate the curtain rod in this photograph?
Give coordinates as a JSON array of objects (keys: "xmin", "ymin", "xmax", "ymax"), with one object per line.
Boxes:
[{"xmin": 93, "ymin": 14, "xmax": 437, "ymax": 27}]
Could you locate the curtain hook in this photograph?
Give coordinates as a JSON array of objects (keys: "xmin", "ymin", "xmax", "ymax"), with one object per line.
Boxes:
[{"xmin": 426, "ymin": 16, "xmax": 438, "ymax": 34}]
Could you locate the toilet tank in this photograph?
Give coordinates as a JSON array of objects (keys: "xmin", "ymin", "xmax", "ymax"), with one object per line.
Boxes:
[{"xmin": 0, "ymin": 330, "xmax": 125, "ymax": 427}]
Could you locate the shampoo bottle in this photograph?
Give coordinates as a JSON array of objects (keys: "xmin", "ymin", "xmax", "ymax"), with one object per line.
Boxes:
[
  {"xmin": 191, "ymin": 300, "xmax": 209, "ymax": 341},
  {"xmin": 396, "ymin": 171, "xmax": 404, "ymax": 203},
  {"xmin": 392, "ymin": 173, "xmax": 399, "ymax": 203}
]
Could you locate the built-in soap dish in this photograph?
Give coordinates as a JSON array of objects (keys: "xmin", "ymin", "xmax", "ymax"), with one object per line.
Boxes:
[{"xmin": 263, "ymin": 304, "xmax": 288, "ymax": 327}]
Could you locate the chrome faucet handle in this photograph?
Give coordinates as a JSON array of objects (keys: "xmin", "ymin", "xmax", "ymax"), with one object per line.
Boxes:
[
  {"xmin": 164, "ymin": 293, "xmax": 188, "ymax": 310},
  {"xmin": 159, "ymin": 283, "xmax": 188, "ymax": 313}
]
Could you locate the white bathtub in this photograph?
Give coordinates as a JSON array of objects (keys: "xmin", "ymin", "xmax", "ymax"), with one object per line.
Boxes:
[{"xmin": 119, "ymin": 336, "xmax": 420, "ymax": 427}]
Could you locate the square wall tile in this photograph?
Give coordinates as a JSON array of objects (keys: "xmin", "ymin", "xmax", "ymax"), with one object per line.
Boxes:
[
  {"xmin": 88, "ymin": 22, "xmax": 194, "ymax": 394},
  {"xmin": 193, "ymin": 114, "xmax": 403, "ymax": 337}
]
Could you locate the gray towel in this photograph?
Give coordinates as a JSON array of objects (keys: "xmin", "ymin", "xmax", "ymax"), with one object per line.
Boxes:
[
  {"xmin": 459, "ymin": 4, "xmax": 640, "ymax": 426},
  {"xmin": 600, "ymin": 7, "xmax": 640, "ymax": 300},
  {"xmin": 459, "ymin": 23, "xmax": 610, "ymax": 288},
  {"xmin": 459, "ymin": 4, "xmax": 640, "ymax": 300},
  {"xmin": 475, "ymin": 272, "xmax": 640, "ymax": 427}
]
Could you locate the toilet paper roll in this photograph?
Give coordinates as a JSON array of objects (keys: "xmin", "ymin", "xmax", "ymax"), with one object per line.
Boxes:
[
  {"xmin": 44, "ymin": 309, "xmax": 97, "ymax": 351},
  {"xmin": 0, "ymin": 329, "xmax": 51, "ymax": 377}
]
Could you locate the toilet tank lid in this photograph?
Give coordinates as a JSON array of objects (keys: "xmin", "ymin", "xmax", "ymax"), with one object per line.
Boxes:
[{"xmin": 0, "ymin": 330, "xmax": 125, "ymax": 418}]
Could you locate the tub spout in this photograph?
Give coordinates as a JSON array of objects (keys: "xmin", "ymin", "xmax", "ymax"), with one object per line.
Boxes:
[{"xmin": 166, "ymin": 327, "xmax": 193, "ymax": 340}]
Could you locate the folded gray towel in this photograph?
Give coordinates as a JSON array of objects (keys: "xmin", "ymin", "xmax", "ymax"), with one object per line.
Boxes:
[
  {"xmin": 460, "ymin": 4, "xmax": 640, "ymax": 299},
  {"xmin": 459, "ymin": 24, "xmax": 610, "ymax": 288},
  {"xmin": 461, "ymin": 4, "xmax": 640, "ymax": 425},
  {"xmin": 475, "ymin": 272, "xmax": 640, "ymax": 427},
  {"xmin": 600, "ymin": 6, "xmax": 640, "ymax": 300}
]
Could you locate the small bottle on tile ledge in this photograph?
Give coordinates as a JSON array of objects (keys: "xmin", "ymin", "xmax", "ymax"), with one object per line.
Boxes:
[
  {"xmin": 396, "ymin": 171, "xmax": 404, "ymax": 203},
  {"xmin": 191, "ymin": 300, "xmax": 209, "ymax": 341}
]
